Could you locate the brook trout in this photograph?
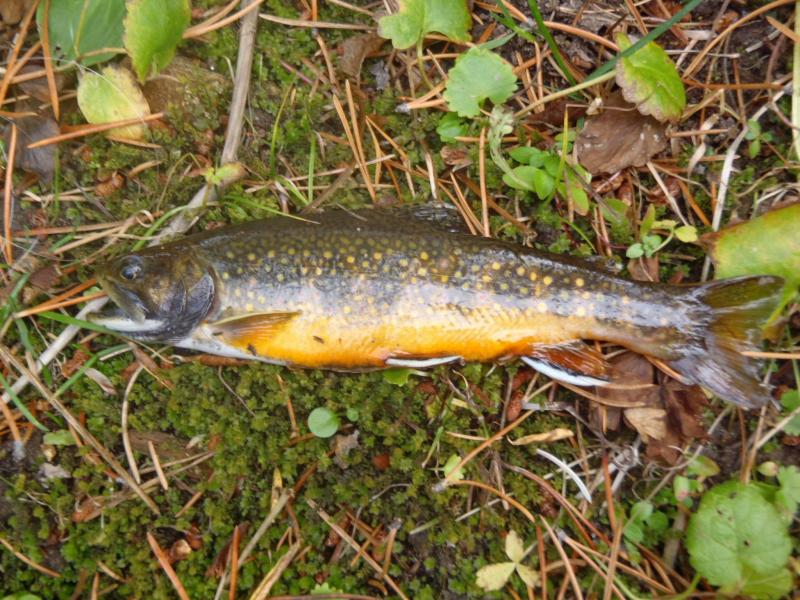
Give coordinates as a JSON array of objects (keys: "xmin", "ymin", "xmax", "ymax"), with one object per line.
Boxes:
[{"xmin": 92, "ymin": 205, "xmax": 783, "ymax": 408}]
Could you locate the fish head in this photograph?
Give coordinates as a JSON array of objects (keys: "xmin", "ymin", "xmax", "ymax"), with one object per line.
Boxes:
[{"xmin": 92, "ymin": 248, "xmax": 216, "ymax": 342}]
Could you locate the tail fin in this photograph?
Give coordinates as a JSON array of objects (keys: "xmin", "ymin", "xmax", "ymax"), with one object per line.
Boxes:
[{"xmin": 669, "ymin": 275, "xmax": 784, "ymax": 409}]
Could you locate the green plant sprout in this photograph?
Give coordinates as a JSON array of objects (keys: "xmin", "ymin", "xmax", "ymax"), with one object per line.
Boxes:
[{"xmin": 626, "ymin": 206, "xmax": 698, "ymax": 259}]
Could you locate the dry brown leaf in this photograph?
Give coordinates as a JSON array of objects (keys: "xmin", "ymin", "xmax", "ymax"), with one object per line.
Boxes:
[
  {"xmin": 624, "ymin": 407, "xmax": 667, "ymax": 440},
  {"xmin": 339, "ymin": 33, "xmax": 385, "ymax": 82},
  {"xmin": 576, "ymin": 91, "xmax": 667, "ymax": 175},
  {"xmin": 596, "ymin": 352, "xmax": 658, "ymax": 408},
  {"xmin": 333, "ymin": 430, "xmax": 360, "ymax": 467},
  {"xmin": 5, "ymin": 115, "xmax": 60, "ymax": 183},
  {"xmin": 509, "ymin": 428, "xmax": 574, "ymax": 445},
  {"xmin": 440, "ymin": 145, "xmax": 472, "ymax": 168}
]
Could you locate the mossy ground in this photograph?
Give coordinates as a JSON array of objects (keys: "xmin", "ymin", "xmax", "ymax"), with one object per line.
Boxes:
[{"xmin": 1, "ymin": 1, "xmax": 798, "ymax": 598}]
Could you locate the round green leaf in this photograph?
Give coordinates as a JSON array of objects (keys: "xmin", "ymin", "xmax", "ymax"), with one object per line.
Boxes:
[
  {"xmin": 76, "ymin": 65, "xmax": 151, "ymax": 140},
  {"xmin": 378, "ymin": 0, "xmax": 471, "ymax": 50},
  {"xmin": 307, "ymin": 407, "xmax": 340, "ymax": 438},
  {"xmin": 124, "ymin": 0, "xmax": 191, "ymax": 82},
  {"xmin": 686, "ymin": 481, "xmax": 792, "ymax": 589},
  {"xmin": 443, "ymin": 47, "xmax": 517, "ymax": 118},
  {"xmin": 615, "ymin": 33, "xmax": 686, "ymax": 122},
  {"xmin": 37, "ymin": 0, "xmax": 126, "ymax": 67}
]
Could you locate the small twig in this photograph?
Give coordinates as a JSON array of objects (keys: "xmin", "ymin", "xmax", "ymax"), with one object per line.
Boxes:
[
  {"xmin": 3, "ymin": 123, "xmax": 17, "ymax": 264},
  {"xmin": 26, "ymin": 113, "xmax": 165, "ymax": 149},
  {"xmin": 146, "ymin": 532, "xmax": 190, "ymax": 600},
  {"xmin": 0, "ymin": 534, "xmax": 60, "ymax": 578}
]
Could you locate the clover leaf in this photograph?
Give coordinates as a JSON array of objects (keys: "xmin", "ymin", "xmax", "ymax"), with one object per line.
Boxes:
[
  {"xmin": 475, "ymin": 530, "xmax": 538, "ymax": 591},
  {"xmin": 378, "ymin": 0, "xmax": 471, "ymax": 50},
  {"xmin": 443, "ymin": 46, "xmax": 517, "ymax": 118}
]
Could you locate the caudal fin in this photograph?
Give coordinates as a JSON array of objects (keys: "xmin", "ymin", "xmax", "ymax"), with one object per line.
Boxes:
[{"xmin": 669, "ymin": 275, "xmax": 784, "ymax": 409}]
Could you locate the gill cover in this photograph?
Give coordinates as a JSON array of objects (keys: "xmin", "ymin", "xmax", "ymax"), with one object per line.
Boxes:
[{"xmin": 94, "ymin": 249, "xmax": 216, "ymax": 343}]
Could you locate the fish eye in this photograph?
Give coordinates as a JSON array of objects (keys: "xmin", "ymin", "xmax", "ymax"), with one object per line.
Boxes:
[{"xmin": 120, "ymin": 258, "xmax": 142, "ymax": 281}]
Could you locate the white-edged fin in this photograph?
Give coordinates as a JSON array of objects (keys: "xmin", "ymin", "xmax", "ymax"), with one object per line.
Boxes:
[
  {"xmin": 385, "ymin": 355, "xmax": 461, "ymax": 368},
  {"xmin": 521, "ymin": 356, "xmax": 609, "ymax": 387},
  {"xmin": 89, "ymin": 314, "xmax": 164, "ymax": 333},
  {"xmin": 174, "ymin": 335, "xmax": 288, "ymax": 365}
]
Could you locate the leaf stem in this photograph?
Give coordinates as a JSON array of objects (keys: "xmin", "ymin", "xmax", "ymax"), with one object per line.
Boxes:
[{"xmin": 415, "ymin": 38, "xmax": 434, "ymax": 90}]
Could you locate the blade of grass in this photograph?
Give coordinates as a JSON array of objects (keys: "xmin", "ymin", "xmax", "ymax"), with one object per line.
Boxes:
[
  {"xmin": 36, "ymin": 310, "xmax": 116, "ymax": 335},
  {"xmin": 526, "ymin": 0, "xmax": 578, "ymax": 86}
]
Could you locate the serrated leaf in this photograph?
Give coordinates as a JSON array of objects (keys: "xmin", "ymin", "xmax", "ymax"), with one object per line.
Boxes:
[
  {"xmin": 443, "ymin": 47, "xmax": 517, "ymax": 118},
  {"xmin": 775, "ymin": 465, "xmax": 800, "ymax": 515},
  {"xmin": 37, "ymin": 0, "xmax": 126, "ymax": 67},
  {"xmin": 686, "ymin": 481, "xmax": 792, "ymax": 588},
  {"xmin": 504, "ymin": 530, "xmax": 524, "ymax": 562},
  {"xmin": 307, "ymin": 407, "xmax": 340, "ymax": 438},
  {"xmin": 125, "ymin": 0, "xmax": 191, "ymax": 82},
  {"xmin": 779, "ymin": 390, "xmax": 800, "ymax": 435},
  {"xmin": 76, "ymin": 65, "xmax": 151, "ymax": 140},
  {"xmin": 515, "ymin": 563, "xmax": 539, "ymax": 588},
  {"xmin": 378, "ymin": 0, "xmax": 471, "ymax": 50},
  {"xmin": 475, "ymin": 562, "xmax": 515, "ymax": 591},
  {"xmin": 675, "ymin": 225, "xmax": 698, "ymax": 242},
  {"xmin": 436, "ymin": 112, "xmax": 468, "ymax": 143},
  {"xmin": 704, "ymin": 203, "xmax": 800, "ymax": 315},
  {"xmin": 615, "ymin": 33, "xmax": 686, "ymax": 122}
]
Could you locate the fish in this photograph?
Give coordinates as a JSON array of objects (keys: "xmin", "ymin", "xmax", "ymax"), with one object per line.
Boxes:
[{"xmin": 91, "ymin": 204, "xmax": 784, "ymax": 409}]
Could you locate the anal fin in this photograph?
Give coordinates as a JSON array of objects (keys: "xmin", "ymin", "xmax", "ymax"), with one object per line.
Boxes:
[
  {"xmin": 522, "ymin": 341, "xmax": 611, "ymax": 387},
  {"xmin": 385, "ymin": 355, "xmax": 462, "ymax": 368}
]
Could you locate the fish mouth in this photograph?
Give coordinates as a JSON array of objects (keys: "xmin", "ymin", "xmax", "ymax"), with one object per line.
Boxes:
[{"xmin": 89, "ymin": 280, "xmax": 165, "ymax": 339}]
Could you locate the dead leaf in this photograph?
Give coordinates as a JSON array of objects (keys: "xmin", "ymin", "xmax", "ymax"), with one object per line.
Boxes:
[
  {"xmin": 509, "ymin": 428, "xmax": 574, "ymax": 445},
  {"xmin": 5, "ymin": 115, "xmax": 59, "ymax": 183},
  {"xmin": 339, "ymin": 33, "xmax": 385, "ymax": 82},
  {"xmin": 576, "ymin": 91, "xmax": 667, "ymax": 175},
  {"xmin": 141, "ymin": 56, "xmax": 226, "ymax": 114},
  {"xmin": 440, "ymin": 145, "xmax": 472, "ymax": 169},
  {"xmin": 85, "ymin": 367, "xmax": 116, "ymax": 395},
  {"xmin": 624, "ymin": 407, "xmax": 667, "ymax": 440},
  {"xmin": 17, "ymin": 65, "xmax": 67, "ymax": 103},
  {"xmin": 596, "ymin": 352, "xmax": 659, "ymax": 408},
  {"xmin": 0, "ymin": 0, "xmax": 34, "ymax": 24},
  {"xmin": 168, "ymin": 539, "xmax": 192, "ymax": 564},
  {"xmin": 95, "ymin": 171, "xmax": 125, "ymax": 197},
  {"xmin": 333, "ymin": 430, "xmax": 360, "ymax": 467},
  {"xmin": 627, "ymin": 256, "xmax": 660, "ymax": 282}
]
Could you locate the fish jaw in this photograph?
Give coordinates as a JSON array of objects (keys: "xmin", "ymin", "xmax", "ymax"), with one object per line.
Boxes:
[{"xmin": 88, "ymin": 305, "xmax": 167, "ymax": 339}]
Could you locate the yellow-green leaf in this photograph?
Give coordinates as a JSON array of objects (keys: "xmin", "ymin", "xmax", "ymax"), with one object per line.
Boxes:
[
  {"xmin": 705, "ymin": 203, "xmax": 800, "ymax": 314},
  {"xmin": 515, "ymin": 563, "xmax": 539, "ymax": 588},
  {"xmin": 378, "ymin": 0, "xmax": 471, "ymax": 50},
  {"xmin": 615, "ymin": 33, "xmax": 686, "ymax": 122},
  {"xmin": 504, "ymin": 529, "xmax": 525, "ymax": 563},
  {"xmin": 475, "ymin": 562, "xmax": 515, "ymax": 591},
  {"xmin": 76, "ymin": 66, "xmax": 151, "ymax": 140},
  {"xmin": 443, "ymin": 47, "xmax": 517, "ymax": 118},
  {"xmin": 124, "ymin": 0, "xmax": 191, "ymax": 82}
]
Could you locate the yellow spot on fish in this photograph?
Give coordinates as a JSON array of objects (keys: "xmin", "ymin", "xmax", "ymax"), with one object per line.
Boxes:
[
  {"xmin": 245, "ymin": 303, "xmax": 254, "ymax": 311},
  {"xmin": 276, "ymin": 273, "xmax": 285, "ymax": 282},
  {"xmin": 516, "ymin": 266, "xmax": 525, "ymax": 277},
  {"xmin": 576, "ymin": 307, "xmax": 586, "ymax": 317},
  {"xmin": 529, "ymin": 272, "xmax": 538, "ymax": 281},
  {"xmin": 315, "ymin": 267, "xmax": 323, "ymax": 276},
  {"xmin": 343, "ymin": 306, "xmax": 352, "ymax": 314},
  {"xmin": 346, "ymin": 256, "xmax": 355, "ymax": 264},
  {"xmin": 622, "ymin": 296, "xmax": 630, "ymax": 305},
  {"xmin": 491, "ymin": 262, "xmax": 501, "ymax": 271},
  {"xmin": 222, "ymin": 272, "xmax": 230, "ymax": 280},
  {"xmin": 410, "ymin": 277, "xmax": 418, "ymax": 284},
  {"xmin": 420, "ymin": 251, "xmax": 429, "ymax": 261},
  {"xmin": 582, "ymin": 291, "xmax": 591, "ymax": 300},
  {"xmin": 323, "ymin": 250, "xmax": 333, "ymax": 259},
  {"xmin": 499, "ymin": 282, "xmax": 509, "ymax": 291},
  {"xmin": 236, "ymin": 267, "xmax": 244, "ymax": 275},
  {"xmin": 440, "ymin": 275, "xmax": 449, "ymax": 283},
  {"xmin": 660, "ymin": 317, "xmax": 669, "ymax": 325},
  {"xmin": 247, "ymin": 252, "xmax": 256, "ymax": 261},
  {"xmin": 537, "ymin": 302, "xmax": 547, "ymax": 313},
  {"xmin": 226, "ymin": 251, "xmax": 234, "ymax": 259},
  {"xmin": 399, "ymin": 258, "xmax": 409, "ymax": 267},
  {"xmin": 288, "ymin": 248, "xmax": 296, "ymax": 255},
  {"xmin": 267, "ymin": 250, "xmax": 276, "ymax": 258},
  {"xmin": 302, "ymin": 249, "xmax": 310, "ymax": 257},
  {"xmin": 519, "ymin": 286, "xmax": 528, "ymax": 294},
  {"xmin": 418, "ymin": 267, "xmax": 427, "ymax": 276},
  {"xmin": 559, "ymin": 290, "xmax": 569, "ymax": 300},
  {"xmin": 258, "ymin": 296, "xmax": 265, "ymax": 304},
  {"xmin": 471, "ymin": 264, "xmax": 480, "ymax": 273},
  {"xmin": 482, "ymin": 275, "xmax": 492, "ymax": 283},
  {"xmin": 575, "ymin": 277, "xmax": 585, "ymax": 287},
  {"xmin": 247, "ymin": 291, "xmax": 254, "ymax": 299},
  {"xmin": 543, "ymin": 275, "xmax": 553, "ymax": 286},
  {"xmin": 362, "ymin": 261, "xmax": 370, "ymax": 268},
  {"xmin": 462, "ymin": 283, "xmax": 470, "ymax": 290},
  {"xmin": 373, "ymin": 251, "xmax": 383, "ymax": 260},
  {"xmin": 234, "ymin": 289, "xmax": 241, "ymax": 298}
]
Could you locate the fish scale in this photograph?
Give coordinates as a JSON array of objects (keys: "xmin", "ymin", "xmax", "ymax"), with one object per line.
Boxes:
[{"xmin": 93, "ymin": 204, "xmax": 784, "ymax": 408}]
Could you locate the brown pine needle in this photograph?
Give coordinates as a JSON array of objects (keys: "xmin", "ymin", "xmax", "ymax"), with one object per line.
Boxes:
[
  {"xmin": 184, "ymin": 0, "xmax": 265, "ymax": 39},
  {"xmin": 0, "ymin": 0, "xmax": 40, "ymax": 106},
  {"xmin": 146, "ymin": 532, "xmax": 191, "ymax": 600},
  {"xmin": 40, "ymin": 0, "xmax": 60, "ymax": 121},
  {"xmin": 3, "ymin": 123, "xmax": 17, "ymax": 263},
  {"xmin": 229, "ymin": 524, "xmax": 242, "ymax": 600},
  {"xmin": 0, "ymin": 534, "xmax": 60, "ymax": 578},
  {"xmin": 27, "ymin": 112, "xmax": 166, "ymax": 149},
  {"xmin": 14, "ymin": 290, "xmax": 106, "ymax": 319}
]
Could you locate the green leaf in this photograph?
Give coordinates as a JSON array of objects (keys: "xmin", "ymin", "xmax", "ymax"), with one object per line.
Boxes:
[
  {"xmin": 509, "ymin": 146, "xmax": 545, "ymax": 166},
  {"xmin": 626, "ymin": 243, "xmax": 644, "ymax": 259},
  {"xmin": 436, "ymin": 112, "xmax": 468, "ymax": 143},
  {"xmin": 515, "ymin": 563, "xmax": 539, "ymax": 588},
  {"xmin": 37, "ymin": 0, "xmax": 126, "ymax": 67},
  {"xmin": 378, "ymin": 0, "xmax": 471, "ymax": 50},
  {"xmin": 502, "ymin": 165, "xmax": 537, "ymax": 192},
  {"xmin": 775, "ymin": 465, "xmax": 800, "ymax": 515},
  {"xmin": 443, "ymin": 46, "xmax": 517, "ymax": 118},
  {"xmin": 779, "ymin": 390, "xmax": 800, "ymax": 435},
  {"xmin": 688, "ymin": 455, "xmax": 720, "ymax": 479},
  {"xmin": 475, "ymin": 561, "xmax": 515, "ymax": 591},
  {"xmin": 705, "ymin": 203, "xmax": 800, "ymax": 315},
  {"xmin": 675, "ymin": 225, "xmax": 698, "ymax": 242},
  {"xmin": 737, "ymin": 566, "xmax": 793, "ymax": 600},
  {"xmin": 532, "ymin": 169, "xmax": 554, "ymax": 199},
  {"xmin": 615, "ymin": 33, "xmax": 686, "ymax": 122},
  {"xmin": 125, "ymin": 0, "xmax": 191, "ymax": 82},
  {"xmin": 745, "ymin": 119, "xmax": 761, "ymax": 140},
  {"xmin": 640, "ymin": 204, "xmax": 656, "ymax": 237},
  {"xmin": 383, "ymin": 368, "xmax": 413, "ymax": 386},
  {"xmin": 442, "ymin": 453, "xmax": 464, "ymax": 481},
  {"xmin": 566, "ymin": 181, "xmax": 589, "ymax": 215},
  {"xmin": 307, "ymin": 407, "xmax": 340, "ymax": 438},
  {"xmin": 43, "ymin": 430, "xmax": 76, "ymax": 446},
  {"xmin": 346, "ymin": 407, "xmax": 360, "ymax": 422},
  {"xmin": 76, "ymin": 65, "xmax": 151, "ymax": 140},
  {"xmin": 686, "ymin": 481, "xmax": 792, "ymax": 589}
]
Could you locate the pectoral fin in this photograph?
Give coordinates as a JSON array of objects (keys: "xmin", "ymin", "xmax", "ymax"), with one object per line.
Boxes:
[
  {"xmin": 522, "ymin": 341, "xmax": 611, "ymax": 387},
  {"xmin": 209, "ymin": 312, "xmax": 300, "ymax": 349}
]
